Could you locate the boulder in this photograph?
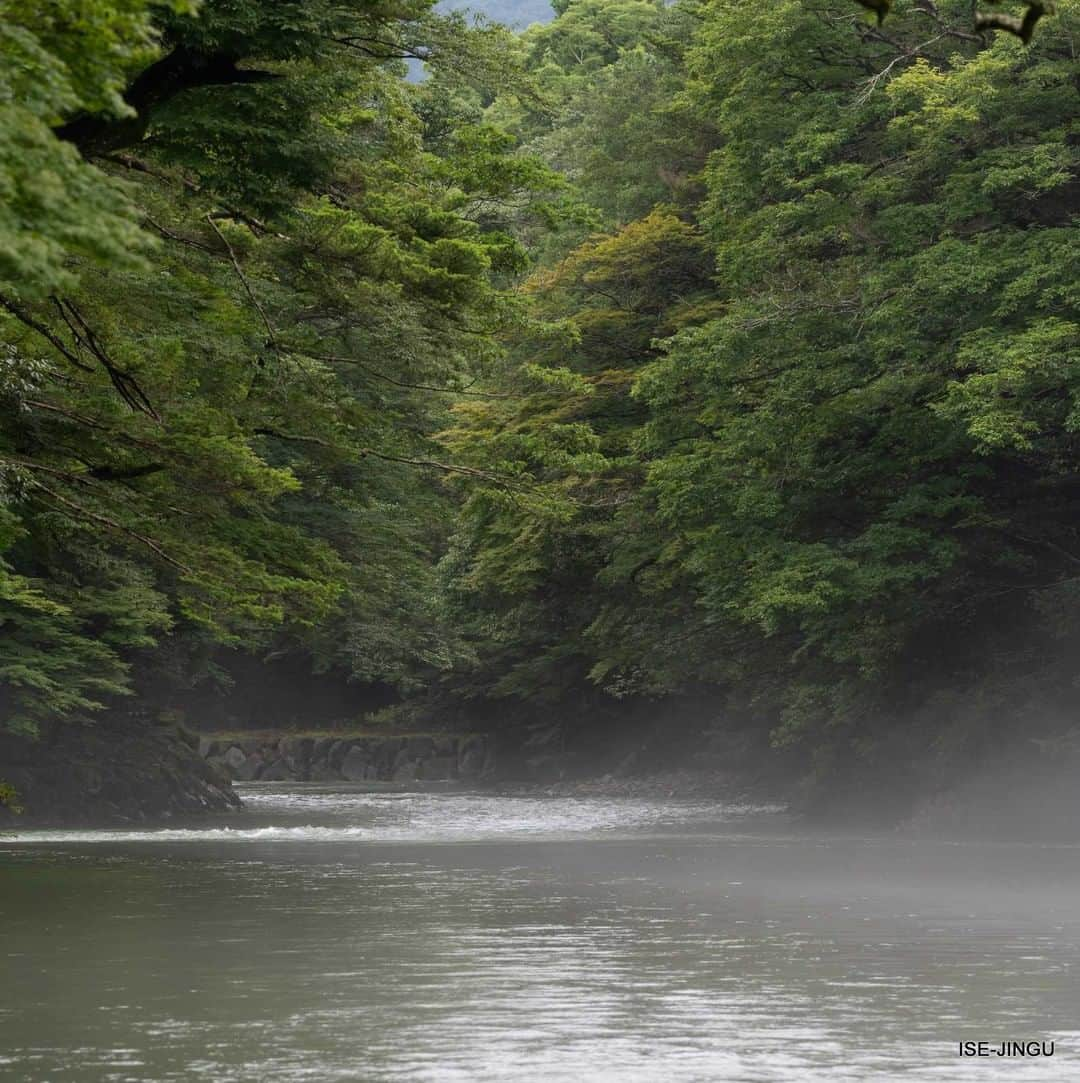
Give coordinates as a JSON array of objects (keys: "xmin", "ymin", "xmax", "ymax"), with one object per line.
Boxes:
[
  {"xmin": 526, "ymin": 754, "xmax": 562, "ymax": 782},
  {"xmin": 393, "ymin": 760, "xmax": 418, "ymax": 782},
  {"xmin": 341, "ymin": 745, "xmax": 370, "ymax": 782},
  {"xmin": 309, "ymin": 762, "xmax": 340, "ymax": 782},
  {"xmin": 419, "ymin": 756, "xmax": 457, "ymax": 781},
  {"xmin": 76, "ymin": 764, "xmax": 104, "ymax": 795},
  {"xmin": 224, "ymin": 745, "xmax": 247, "ymax": 771},
  {"xmin": 328, "ymin": 740, "xmax": 348, "ymax": 771},
  {"xmin": 433, "ymin": 735, "xmax": 457, "ymax": 757},
  {"xmin": 374, "ymin": 739, "xmax": 401, "ymax": 772},
  {"xmin": 312, "ymin": 736, "xmax": 335, "ymax": 762},
  {"xmin": 406, "ymin": 736, "xmax": 436, "ymax": 759},
  {"xmin": 458, "ymin": 737, "xmax": 486, "ymax": 778},
  {"xmin": 481, "ymin": 740, "xmax": 497, "ymax": 778},
  {"xmin": 280, "ymin": 736, "xmax": 314, "ymax": 777},
  {"xmin": 206, "ymin": 755, "xmax": 230, "ymax": 777},
  {"xmin": 233, "ymin": 754, "xmax": 265, "ymax": 782},
  {"xmin": 260, "ymin": 758, "xmax": 293, "ymax": 782}
]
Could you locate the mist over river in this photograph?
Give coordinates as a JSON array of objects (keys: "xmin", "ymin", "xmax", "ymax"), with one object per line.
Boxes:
[{"xmin": 2, "ymin": 786, "xmax": 1078, "ymax": 1081}]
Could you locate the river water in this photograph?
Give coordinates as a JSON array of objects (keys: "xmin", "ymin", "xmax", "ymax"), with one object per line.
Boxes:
[{"xmin": 1, "ymin": 785, "xmax": 1078, "ymax": 1081}]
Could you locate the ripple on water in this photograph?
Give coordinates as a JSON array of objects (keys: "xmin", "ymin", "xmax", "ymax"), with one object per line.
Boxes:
[
  {"xmin": 0, "ymin": 789, "xmax": 786, "ymax": 845},
  {"xmin": 2, "ymin": 788, "xmax": 1079, "ymax": 1082}
]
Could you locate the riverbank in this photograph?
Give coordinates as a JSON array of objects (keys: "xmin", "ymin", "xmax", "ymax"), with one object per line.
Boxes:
[
  {"xmin": 0, "ymin": 721, "xmax": 239, "ymax": 826},
  {"xmin": 6, "ymin": 714, "xmax": 1078, "ymax": 836}
]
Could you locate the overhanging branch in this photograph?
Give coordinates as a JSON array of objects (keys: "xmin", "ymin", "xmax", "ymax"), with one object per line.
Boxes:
[{"xmin": 56, "ymin": 45, "xmax": 282, "ymax": 155}]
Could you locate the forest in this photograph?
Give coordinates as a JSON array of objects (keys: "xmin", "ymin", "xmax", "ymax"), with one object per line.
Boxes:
[{"xmin": 1, "ymin": 0, "xmax": 1078, "ymax": 819}]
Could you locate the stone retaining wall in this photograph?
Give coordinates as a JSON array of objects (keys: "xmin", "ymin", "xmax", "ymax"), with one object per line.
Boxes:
[{"xmin": 200, "ymin": 732, "xmax": 493, "ymax": 783}]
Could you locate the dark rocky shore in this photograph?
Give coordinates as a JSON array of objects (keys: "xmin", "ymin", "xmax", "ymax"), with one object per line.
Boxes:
[
  {"xmin": 7, "ymin": 715, "xmax": 1075, "ymax": 836},
  {"xmin": 0, "ymin": 721, "xmax": 238, "ymax": 825},
  {"xmin": 0, "ymin": 726, "xmax": 498, "ymax": 825}
]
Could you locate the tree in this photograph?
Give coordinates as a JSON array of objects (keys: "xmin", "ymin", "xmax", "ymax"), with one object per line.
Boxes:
[
  {"xmin": 636, "ymin": 0, "xmax": 1080, "ymax": 772},
  {"xmin": 0, "ymin": 0, "xmax": 554, "ymax": 734},
  {"xmin": 856, "ymin": 0, "xmax": 1054, "ymax": 42},
  {"xmin": 0, "ymin": 0, "xmax": 178, "ymax": 295},
  {"xmin": 436, "ymin": 0, "xmax": 1080, "ymax": 802}
]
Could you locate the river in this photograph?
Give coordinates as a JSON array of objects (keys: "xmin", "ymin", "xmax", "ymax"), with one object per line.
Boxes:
[{"xmin": 1, "ymin": 784, "xmax": 1077, "ymax": 1081}]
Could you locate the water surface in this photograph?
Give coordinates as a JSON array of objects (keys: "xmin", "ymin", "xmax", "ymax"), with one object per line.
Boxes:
[{"xmin": 2, "ymin": 785, "xmax": 1077, "ymax": 1080}]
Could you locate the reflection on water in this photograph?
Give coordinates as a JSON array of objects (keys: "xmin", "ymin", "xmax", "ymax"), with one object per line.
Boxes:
[
  {"xmin": 0, "ymin": 786, "xmax": 785, "ymax": 844},
  {"xmin": 1, "ymin": 786, "xmax": 1078, "ymax": 1081}
]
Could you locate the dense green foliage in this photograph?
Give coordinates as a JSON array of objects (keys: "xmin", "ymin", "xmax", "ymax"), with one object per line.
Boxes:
[
  {"xmin": 441, "ymin": 0, "xmax": 1080, "ymax": 794},
  {"xmin": 0, "ymin": 0, "xmax": 555, "ymax": 734},
  {"xmin": 2, "ymin": 0, "xmax": 1078, "ymax": 809}
]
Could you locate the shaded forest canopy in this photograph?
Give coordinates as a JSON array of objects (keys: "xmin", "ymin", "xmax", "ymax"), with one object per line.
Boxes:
[{"xmin": 1, "ymin": 0, "xmax": 1078, "ymax": 813}]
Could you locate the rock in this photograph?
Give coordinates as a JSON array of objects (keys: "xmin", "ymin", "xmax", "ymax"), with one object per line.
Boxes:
[
  {"xmin": 328, "ymin": 740, "xmax": 348, "ymax": 771},
  {"xmin": 419, "ymin": 756, "xmax": 457, "ymax": 781},
  {"xmin": 341, "ymin": 746, "xmax": 370, "ymax": 781},
  {"xmin": 393, "ymin": 761, "xmax": 418, "ymax": 782},
  {"xmin": 459, "ymin": 737, "xmax": 486, "ymax": 778},
  {"xmin": 198, "ymin": 737, "xmax": 219, "ymax": 759},
  {"xmin": 280, "ymin": 736, "xmax": 314, "ymax": 778},
  {"xmin": 175, "ymin": 725, "xmax": 199, "ymax": 751},
  {"xmin": 206, "ymin": 755, "xmax": 230, "ymax": 777},
  {"xmin": 309, "ymin": 762, "xmax": 340, "ymax": 782},
  {"xmin": 375, "ymin": 739, "xmax": 402, "ymax": 773},
  {"xmin": 406, "ymin": 736, "xmax": 435, "ymax": 759},
  {"xmin": 260, "ymin": 759, "xmax": 293, "ymax": 782},
  {"xmin": 350, "ymin": 738, "xmax": 375, "ymax": 762},
  {"xmin": 233, "ymin": 754, "xmax": 265, "ymax": 782},
  {"xmin": 525, "ymin": 754, "xmax": 562, "ymax": 782},
  {"xmin": 77, "ymin": 764, "xmax": 104, "ymax": 795},
  {"xmin": 312, "ymin": 736, "xmax": 335, "ymax": 762},
  {"xmin": 0, "ymin": 720, "xmax": 241, "ymax": 825},
  {"xmin": 481, "ymin": 741, "xmax": 497, "ymax": 778},
  {"xmin": 224, "ymin": 745, "xmax": 247, "ymax": 771}
]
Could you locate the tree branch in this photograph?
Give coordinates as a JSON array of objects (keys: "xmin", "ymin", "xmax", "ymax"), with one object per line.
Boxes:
[
  {"xmin": 0, "ymin": 293, "xmax": 94, "ymax": 373},
  {"xmin": 52, "ymin": 298, "xmax": 161, "ymax": 420},
  {"xmin": 0, "ymin": 461, "xmax": 189, "ymax": 571},
  {"xmin": 292, "ymin": 348, "xmax": 512, "ymax": 398},
  {"xmin": 32, "ymin": 480, "xmax": 190, "ymax": 571},
  {"xmin": 359, "ymin": 447, "xmax": 520, "ymax": 485},
  {"xmin": 205, "ymin": 214, "xmax": 278, "ymax": 345},
  {"xmin": 253, "ymin": 427, "xmax": 335, "ymax": 448},
  {"xmin": 144, "ymin": 215, "xmax": 220, "ymax": 255},
  {"xmin": 253, "ymin": 428, "xmax": 520, "ymax": 485},
  {"xmin": 57, "ymin": 46, "xmax": 282, "ymax": 155}
]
